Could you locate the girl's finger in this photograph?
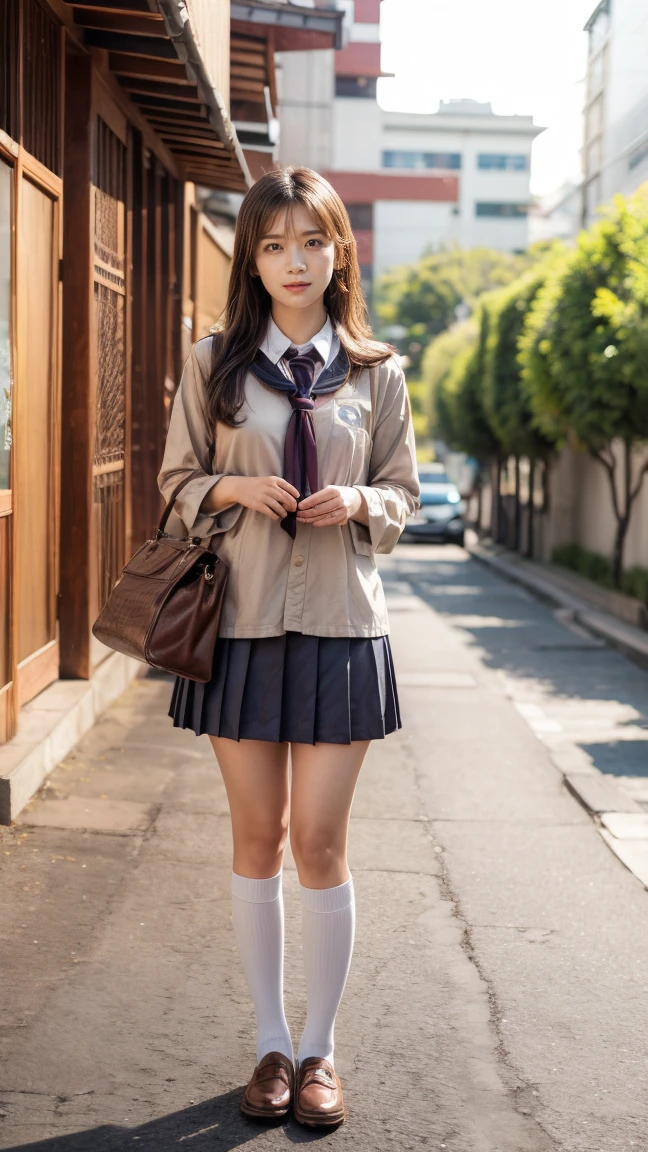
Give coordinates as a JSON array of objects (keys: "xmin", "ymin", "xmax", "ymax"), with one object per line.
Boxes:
[
  {"xmin": 276, "ymin": 493, "xmax": 297, "ymax": 511},
  {"xmin": 276, "ymin": 478, "xmax": 301, "ymax": 498},
  {"xmin": 298, "ymin": 497, "xmax": 341, "ymax": 517},
  {"xmin": 309, "ymin": 511, "xmax": 344, "ymax": 526},
  {"xmin": 263, "ymin": 497, "xmax": 288, "ymax": 518},
  {"xmin": 298, "ymin": 488, "xmax": 332, "ymax": 509}
]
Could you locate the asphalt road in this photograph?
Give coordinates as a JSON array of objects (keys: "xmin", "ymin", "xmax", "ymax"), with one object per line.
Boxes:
[{"xmin": 1, "ymin": 543, "xmax": 648, "ymax": 1152}]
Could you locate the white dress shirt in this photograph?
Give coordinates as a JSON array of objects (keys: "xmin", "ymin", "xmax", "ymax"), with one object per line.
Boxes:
[{"xmin": 259, "ymin": 314, "xmax": 341, "ymax": 384}]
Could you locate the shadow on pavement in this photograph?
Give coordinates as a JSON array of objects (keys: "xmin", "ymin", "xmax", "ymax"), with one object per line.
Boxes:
[
  {"xmin": 579, "ymin": 741, "xmax": 648, "ymax": 777},
  {"xmin": 0, "ymin": 1089, "xmax": 334, "ymax": 1150}
]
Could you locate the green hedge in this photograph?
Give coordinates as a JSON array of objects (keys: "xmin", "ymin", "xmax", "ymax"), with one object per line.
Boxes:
[{"xmin": 552, "ymin": 544, "xmax": 648, "ymax": 605}]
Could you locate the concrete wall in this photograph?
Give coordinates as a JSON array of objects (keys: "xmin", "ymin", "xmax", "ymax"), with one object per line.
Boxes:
[
  {"xmin": 476, "ymin": 441, "xmax": 648, "ymax": 572},
  {"xmin": 571, "ymin": 443, "xmax": 648, "ymax": 569},
  {"xmin": 373, "ymin": 200, "xmax": 458, "ymax": 274},
  {"xmin": 332, "ymin": 96, "xmax": 382, "ymax": 170},
  {"xmin": 277, "ymin": 49, "xmax": 335, "ymax": 171}
]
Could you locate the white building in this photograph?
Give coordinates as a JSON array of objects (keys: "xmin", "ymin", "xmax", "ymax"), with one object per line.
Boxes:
[
  {"xmin": 277, "ymin": 1, "xmax": 543, "ymax": 287},
  {"xmin": 583, "ymin": 0, "xmax": 648, "ymax": 223},
  {"xmin": 368, "ymin": 102, "xmax": 541, "ymax": 274}
]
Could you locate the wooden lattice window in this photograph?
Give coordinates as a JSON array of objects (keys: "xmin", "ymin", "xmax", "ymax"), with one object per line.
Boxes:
[{"xmin": 92, "ymin": 117, "xmax": 127, "ymax": 612}]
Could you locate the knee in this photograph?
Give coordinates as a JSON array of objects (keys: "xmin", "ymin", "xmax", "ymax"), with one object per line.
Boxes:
[
  {"xmin": 235, "ymin": 816, "xmax": 289, "ymax": 875},
  {"xmin": 290, "ymin": 826, "xmax": 342, "ymax": 878}
]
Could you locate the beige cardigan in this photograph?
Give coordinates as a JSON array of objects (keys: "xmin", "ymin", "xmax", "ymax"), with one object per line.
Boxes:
[{"xmin": 157, "ymin": 336, "xmax": 420, "ymax": 638}]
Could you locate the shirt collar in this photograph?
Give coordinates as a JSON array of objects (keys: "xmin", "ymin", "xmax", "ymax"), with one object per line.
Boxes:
[{"xmin": 260, "ymin": 314, "xmax": 336, "ymax": 367}]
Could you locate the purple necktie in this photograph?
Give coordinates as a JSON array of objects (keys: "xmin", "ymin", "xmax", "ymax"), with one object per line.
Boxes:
[{"xmin": 280, "ymin": 345, "xmax": 324, "ymax": 538}]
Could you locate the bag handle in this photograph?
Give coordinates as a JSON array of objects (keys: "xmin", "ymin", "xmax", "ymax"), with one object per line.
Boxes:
[{"xmin": 157, "ymin": 474, "xmax": 197, "ymax": 536}]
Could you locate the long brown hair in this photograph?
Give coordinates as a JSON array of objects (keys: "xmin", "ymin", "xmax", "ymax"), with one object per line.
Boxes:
[{"xmin": 206, "ymin": 166, "xmax": 392, "ymax": 426}]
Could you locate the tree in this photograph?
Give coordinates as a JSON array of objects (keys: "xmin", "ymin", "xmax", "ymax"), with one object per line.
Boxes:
[
  {"xmin": 376, "ymin": 246, "xmax": 535, "ymax": 372},
  {"xmin": 481, "ymin": 251, "xmax": 564, "ymax": 553},
  {"xmin": 446, "ymin": 309, "xmax": 500, "ymax": 464},
  {"xmin": 520, "ymin": 187, "xmax": 648, "ymax": 585},
  {"xmin": 421, "ymin": 318, "xmax": 478, "ymax": 440},
  {"xmin": 424, "ymin": 307, "xmax": 501, "ymax": 528}
]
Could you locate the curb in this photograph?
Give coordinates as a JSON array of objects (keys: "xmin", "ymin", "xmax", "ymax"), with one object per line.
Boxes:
[
  {"xmin": 469, "ymin": 542, "xmax": 648, "ymax": 892},
  {"xmin": 0, "ymin": 652, "xmax": 142, "ymax": 825}
]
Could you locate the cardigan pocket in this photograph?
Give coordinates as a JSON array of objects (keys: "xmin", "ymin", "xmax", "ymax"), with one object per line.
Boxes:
[{"xmin": 348, "ymin": 517, "xmax": 373, "ymax": 556}]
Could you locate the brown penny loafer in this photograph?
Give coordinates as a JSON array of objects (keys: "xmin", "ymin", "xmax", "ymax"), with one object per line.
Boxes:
[
  {"xmin": 240, "ymin": 1050, "xmax": 295, "ymax": 1121},
  {"xmin": 293, "ymin": 1056, "xmax": 346, "ymax": 1128}
]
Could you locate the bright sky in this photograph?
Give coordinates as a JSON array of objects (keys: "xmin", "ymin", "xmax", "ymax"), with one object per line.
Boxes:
[{"xmin": 377, "ymin": 0, "xmax": 596, "ymax": 198}]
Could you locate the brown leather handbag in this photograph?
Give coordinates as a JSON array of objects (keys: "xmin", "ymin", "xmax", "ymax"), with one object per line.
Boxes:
[{"xmin": 92, "ymin": 475, "xmax": 229, "ymax": 682}]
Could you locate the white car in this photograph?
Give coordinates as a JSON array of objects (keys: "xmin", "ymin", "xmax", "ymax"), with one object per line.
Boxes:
[{"xmin": 403, "ymin": 466, "xmax": 466, "ymax": 546}]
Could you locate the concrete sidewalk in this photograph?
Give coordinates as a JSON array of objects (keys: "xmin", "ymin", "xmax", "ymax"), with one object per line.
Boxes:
[{"xmin": 1, "ymin": 547, "xmax": 648, "ymax": 1150}]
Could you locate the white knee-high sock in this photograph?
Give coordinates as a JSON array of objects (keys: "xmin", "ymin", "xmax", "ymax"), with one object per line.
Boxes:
[
  {"xmin": 297, "ymin": 877, "xmax": 355, "ymax": 1066},
  {"xmin": 230, "ymin": 870, "xmax": 293, "ymax": 1064}
]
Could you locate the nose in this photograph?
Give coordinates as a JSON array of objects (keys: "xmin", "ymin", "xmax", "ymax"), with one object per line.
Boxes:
[{"xmin": 286, "ymin": 244, "xmax": 307, "ymax": 274}]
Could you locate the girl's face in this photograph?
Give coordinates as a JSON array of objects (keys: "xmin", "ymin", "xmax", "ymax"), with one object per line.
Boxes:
[{"xmin": 253, "ymin": 204, "xmax": 336, "ymax": 312}]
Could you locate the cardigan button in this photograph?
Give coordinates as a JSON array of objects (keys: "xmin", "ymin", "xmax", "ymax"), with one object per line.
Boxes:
[{"xmin": 292, "ymin": 555, "xmax": 304, "ymax": 567}]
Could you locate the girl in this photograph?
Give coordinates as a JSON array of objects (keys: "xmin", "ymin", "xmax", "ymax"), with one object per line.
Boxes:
[{"xmin": 158, "ymin": 167, "xmax": 420, "ymax": 1128}]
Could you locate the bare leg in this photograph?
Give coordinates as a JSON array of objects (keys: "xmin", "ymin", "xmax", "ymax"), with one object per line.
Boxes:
[
  {"xmin": 209, "ymin": 736, "xmax": 290, "ymax": 877},
  {"xmin": 289, "ymin": 740, "xmax": 370, "ymax": 888},
  {"xmin": 290, "ymin": 739, "xmax": 370, "ymax": 1066},
  {"xmin": 210, "ymin": 736, "xmax": 293, "ymax": 1062}
]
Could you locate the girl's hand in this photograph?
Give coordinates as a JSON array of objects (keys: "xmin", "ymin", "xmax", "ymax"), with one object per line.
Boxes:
[
  {"xmin": 216, "ymin": 475, "xmax": 300, "ymax": 521},
  {"xmin": 296, "ymin": 485, "xmax": 363, "ymax": 527}
]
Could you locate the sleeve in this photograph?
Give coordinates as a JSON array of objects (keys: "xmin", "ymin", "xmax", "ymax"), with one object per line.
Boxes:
[
  {"xmin": 157, "ymin": 340, "xmax": 244, "ymax": 538},
  {"xmin": 348, "ymin": 359, "xmax": 421, "ymax": 556}
]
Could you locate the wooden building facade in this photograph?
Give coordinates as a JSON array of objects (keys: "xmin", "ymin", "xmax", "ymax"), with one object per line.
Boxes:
[
  {"xmin": 0, "ymin": 0, "xmax": 343, "ymax": 757},
  {"xmin": 0, "ymin": 0, "xmax": 251, "ymax": 746}
]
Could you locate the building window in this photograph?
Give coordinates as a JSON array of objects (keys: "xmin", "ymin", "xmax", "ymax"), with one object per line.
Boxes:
[
  {"xmin": 335, "ymin": 76, "xmax": 377, "ymax": 99},
  {"xmin": 346, "ymin": 203, "xmax": 373, "ymax": 230},
  {"xmin": 477, "ymin": 153, "xmax": 528, "ymax": 171},
  {"xmin": 382, "ymin": 150, "xmax": 461, "ymax": 170},
  {"xmin": 475, "ymin": 202, "xmax": 529, "ymax": 217}
]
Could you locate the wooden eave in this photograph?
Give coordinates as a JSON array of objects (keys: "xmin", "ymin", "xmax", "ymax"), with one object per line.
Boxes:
[
  {"xmin": 228, "ymin": 2, "xmax": 343, "ymax": 127},
  {"xmin": 62, "ymin": 0, "xmax": 252, "ymax": 191},
  {"xmin": 231, "ymin": 1, "xmax": 344, "ymax": 52}
]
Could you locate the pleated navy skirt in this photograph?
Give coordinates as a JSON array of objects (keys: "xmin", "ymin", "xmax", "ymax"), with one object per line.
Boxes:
[{"xmin": 168, "ymin": 630, "xmax": 401, "ymax": 744}]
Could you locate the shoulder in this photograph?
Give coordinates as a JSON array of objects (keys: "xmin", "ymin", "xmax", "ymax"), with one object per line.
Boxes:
[
  {"xmin": 375, "ymin": 353, "xmax": 405, "ymax": 382},
  {"xmin": 189, "ymin": 335, "xmax": 215, "ymax": 380},
  {"xmin": 371, "ymin": 354, "xmax": 406, "ymax": 402}
]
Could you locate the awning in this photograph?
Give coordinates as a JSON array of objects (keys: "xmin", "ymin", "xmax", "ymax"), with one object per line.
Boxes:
[
  {"xmin": 230, "ymin": 1, "xmax": 344, "ymax": 126},
  {"xmin": 63, "ymin": 0, "xmax": 253, "ymax": 192},
  {"xmin": 231, "ymin": 1, "xmax": 344, "ymax": 53}
]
